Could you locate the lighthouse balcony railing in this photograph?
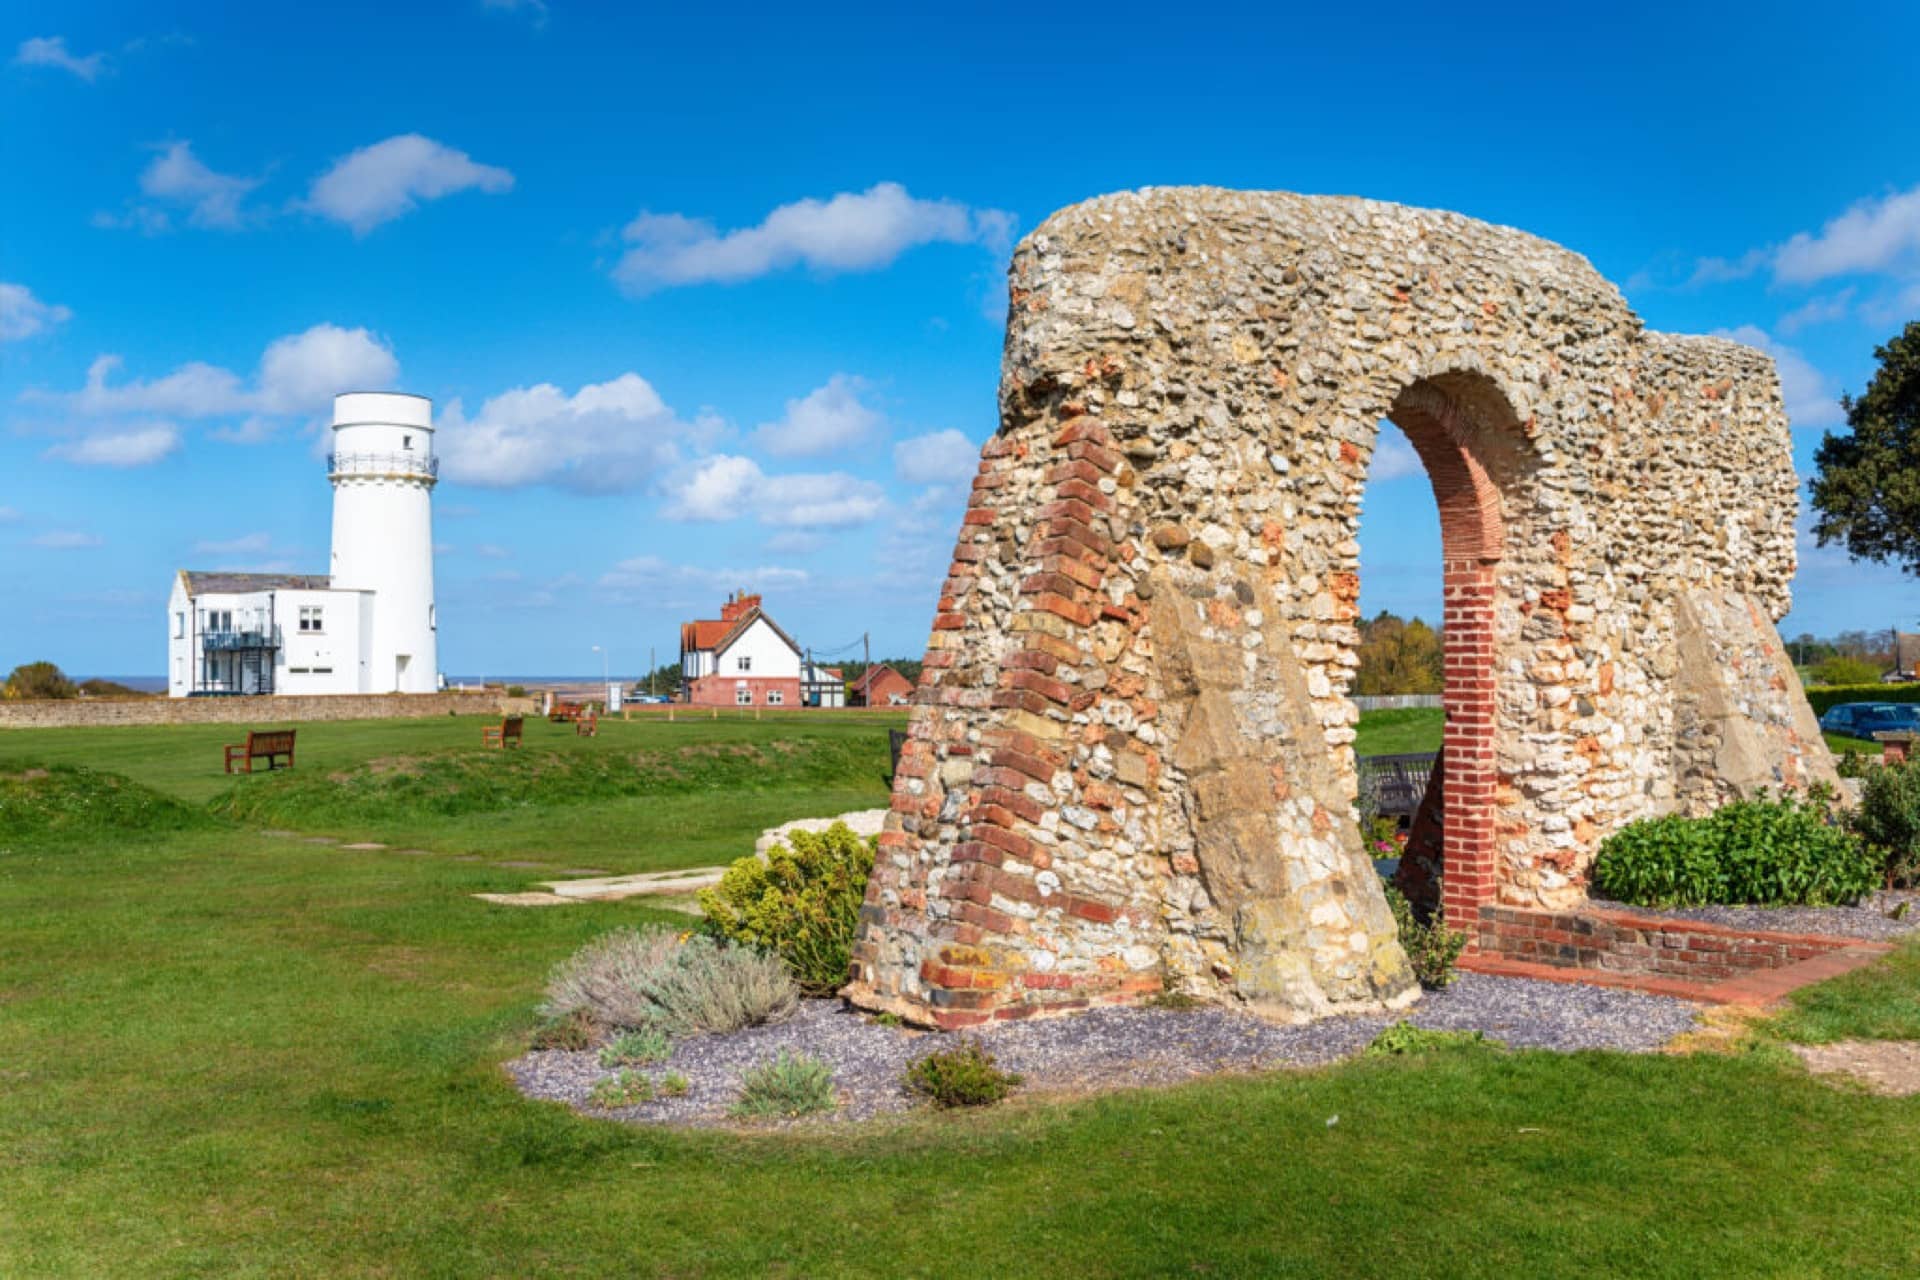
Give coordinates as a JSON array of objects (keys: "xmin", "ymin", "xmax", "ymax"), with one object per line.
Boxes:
[
  {"xmin": 201, "ymin": 629, "xmax": 279, "ymax": 652},
  {"xmin": 327, "ymin": 452, "xmax": 438, "ymax": 480}
]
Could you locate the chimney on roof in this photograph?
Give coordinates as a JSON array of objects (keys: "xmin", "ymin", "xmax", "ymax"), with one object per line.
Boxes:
[{"xmin": 720, "ymin": 591, "xmax": 763, "ymax": 623}]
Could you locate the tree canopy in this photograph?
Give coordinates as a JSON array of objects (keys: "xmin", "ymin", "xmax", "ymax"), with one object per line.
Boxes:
[
  {"xmin": 1810, "ymin": 321, "xmax": 1920, "ymax": 574},
  {"xmin": 3, "ymin": 662, "xmax": 78, "ymax": 700},
  {"xmin": 1353, "ymin": 611, "xmax": 1443, "ymax": 696}
]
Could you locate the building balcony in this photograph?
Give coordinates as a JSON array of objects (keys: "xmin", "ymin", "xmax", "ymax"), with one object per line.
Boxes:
[
  {"xmin": 202, "ymin": 630, "xmax": 278, "ymax": 651},
  {"xmin": 327, "ymin": 452, "xmax": 438, "ymax": 481}
]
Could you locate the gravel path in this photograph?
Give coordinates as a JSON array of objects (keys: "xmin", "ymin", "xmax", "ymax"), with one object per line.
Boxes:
[
  {"xmin": 1589, "ymin": 893, "xmax": 1920, "ymax": 943},
  {"xmin": 505, "ymin": 972, "xmax": 1702, "ymax": 1129}
]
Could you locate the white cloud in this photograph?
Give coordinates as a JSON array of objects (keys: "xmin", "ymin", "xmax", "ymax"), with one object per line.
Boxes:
[
  {"xmin": 0, "ymin": 506, "xmax": 20, "ymax": 522},
  {"xmin": 303, "ymin": 134, "xmax": 514, "ymax": 234},
  {"xmin": 892, "ymin": 428, "xmax": 978, "ymax": 485},
  {"xmin": 46, "ymin": 423, "xmax": 181, "ymax": 467},
  {"xmin": 122, "ymin": 141, "xmax": 262, "ymax": 230},
  {"xmin": 1776, "ymin": 288, "xmax": 1856, "ymax": 336},
  {"xmin": 256, "ymin": 324, "xmax": 398, "ymax": 413},
  {"xmin": 13, "ymin": 36, "xmax": 106, "ymax": 81},
  {"xmin": 192, "ymin": 532, "xmax": 272, "ymax": 557},
  {"xmin": 598, "ymin": 554, "xmax": 809, "ymax": 603},
  {"xmin": 51, "ymin": 325, "xmax": 396, "ymax": 420},
  {"xmin": 614, "ymin": 182, "xmax": 1014, "ymax": 294},
  {"xmin": 665, "ymin": 454, "xmax": 885, "ymax": 528},
  {"xmin": 474, "ymin": 542, "xmax": 512, "ymax": 559},
  {"xmin": 1370, "ymin": 427, "xmax": 1424, "ymax": 482},
  {"xmin": 1712, "ymin": 325, "xmax": 1845, "ymax": 429},
  {"xmin": 752, "ymin": 374, "xmax": 881, "ymax": 457},
  {"xmin": 1775, "ymin": 185, "xmax": 1920, "ymax": 285},
  {"xmin": 0, "ymin": 282, "xmax": 71, "ymax": 341},
  {"xmin": 1686, "ymin": 248, "xmax": 1768, "ymax": 287},
  {"xmin": 31, "ymin": 530, "xmax": 104, "ymax": 549},
  {"xmin": 437, "ymin": 373, "xmax": 719, "ymax": 492}
]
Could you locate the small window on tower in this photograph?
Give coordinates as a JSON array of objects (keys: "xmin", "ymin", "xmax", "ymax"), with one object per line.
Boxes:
[
  {"xmin": 429, "ymin": 604, "xmax": 436, "ymax": 630},
  {"xmin": 403, "ymin": 434, "xmax": 413, "ymax": 450}
]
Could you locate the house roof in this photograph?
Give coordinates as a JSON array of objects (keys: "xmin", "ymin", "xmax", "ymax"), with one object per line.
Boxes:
[
  {"xmin": 181, "ymin": 570, "xmax": 332, "ymax": 595},
  {"xmin": 679, "ymin": 602, "xmax": 804, "ymax": 662},
  {"xmin": 852, "ymin": 664, "xmax": 907, "ymax": 694}
]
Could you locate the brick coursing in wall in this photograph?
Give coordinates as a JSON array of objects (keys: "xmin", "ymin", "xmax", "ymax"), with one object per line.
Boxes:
[{"xmin": 844, "ymin": 187, "xmax": 1837, "ymax": 1030}]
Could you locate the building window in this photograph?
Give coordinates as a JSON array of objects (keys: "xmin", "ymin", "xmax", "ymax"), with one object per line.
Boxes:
[
  {"xmin": 299, "ymin": 606, "xmax": 324, "ymax": 633},
  {"xmin": 738, "ymin": 655, "xmax": 752, "ymax": 673},
  {"xmin": 767, "ymin": 690, "xmax": 783, "ymax": 706},
  {"xmin": 735, "ymin": 686, "xmax": 752, "ymax": 706},
  {"xmin": 173, "ymin": 612, "xmax": 185, "ymax": 639},
  {"xmin": 428, "ymin": 604, "xmax": 436, "ymax": 630},
  {"xmin": 402, "ymin": 434, "xmax": 413, "ymax": 450}
]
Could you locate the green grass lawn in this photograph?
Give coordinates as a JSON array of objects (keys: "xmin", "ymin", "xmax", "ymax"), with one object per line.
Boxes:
[
  {"xmin": 4, "ymin": 713, "xmax": 1919, "ymax": 1275},
  {"xmin": 1354, "ymin": 706, "xmax": 1442, "ymax": 756}
]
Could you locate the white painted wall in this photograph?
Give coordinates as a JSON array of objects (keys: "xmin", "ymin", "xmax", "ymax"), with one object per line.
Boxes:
[
  {"xmin": 716, "ymin": 617, "xmax": 801, "ymax": 679},
  {"xmin": 275, "ymin": 588, "xmax": 369, "ymax": 695},
  {"xmin": 328, "ymin": 392, "xmax": 438, "ymax": 693}
]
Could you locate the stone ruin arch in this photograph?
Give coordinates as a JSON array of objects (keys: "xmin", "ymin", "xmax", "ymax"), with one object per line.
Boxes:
[{"xmin": 845, "ymin": 187, "xmax": 1839, "ymax": 1029}]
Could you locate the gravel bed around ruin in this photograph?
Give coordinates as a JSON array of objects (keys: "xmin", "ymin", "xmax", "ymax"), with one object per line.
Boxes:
[
  {"xmin": 505, "ymin": 972, "xmax": 1703, "ymax": 1129},
  {"xmin": 1588, "ymin": 893, "xmax": 1920, "ymax": 943}
]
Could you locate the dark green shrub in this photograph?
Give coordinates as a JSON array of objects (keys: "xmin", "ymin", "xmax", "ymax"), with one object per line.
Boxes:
[
  {"xmin": 1366, "ymin": 1022, "xmax": 1487, "ymax": 1056},
  {"xmin": 904, "ymin": 1040, "xmax": 1023, "ymax": 1109},
  {"xmin": 1383, "ymin": 883, "xmax": 1467, "ymax": 989},
  {"xmin": 505, "ymin": 685, "xmax": 526, "ymax": 698},
  {"xmin": 699, "ymin": 821, "xmax": 877, "ymax": 994},
  {"xmin": 731, "ymin": 1050, "xmax": 836, "ymax": 1119},
  {"xmin": 1853, "ymin": 759, "xmax": 1920, "ymax": 887},
  {"xmin": 1592, "ymin": 792, "xmax": 1878, "ymax": 907}
]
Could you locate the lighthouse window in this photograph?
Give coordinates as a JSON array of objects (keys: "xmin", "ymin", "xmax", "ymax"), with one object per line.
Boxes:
[
  {"xmin": 402, "ymin": 434, "xmax": 413, "ymax": 450},
  {"xmin": 429, "ymin": 604, "xmax": 436, "ymax": 630},
  {"xmin": 299, "ymin": 606, "xmax": 324, "ymax": 633}
]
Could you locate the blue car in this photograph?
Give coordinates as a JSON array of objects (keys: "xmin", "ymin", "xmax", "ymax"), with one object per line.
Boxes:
[{"xmin": 1820, "ymin": 702, "xmax": 1920, "ymax": 739}]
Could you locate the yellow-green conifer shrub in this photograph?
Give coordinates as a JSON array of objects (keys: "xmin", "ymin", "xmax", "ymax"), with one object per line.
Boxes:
[{"xmin": 699, "ymin": 822, "xmax": 877, "ymax": 994}]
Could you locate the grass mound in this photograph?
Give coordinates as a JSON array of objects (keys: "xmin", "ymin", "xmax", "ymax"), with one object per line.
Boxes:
[
  {"xmin": 0, "ymin": 762, "xmax": 212, "ymax": 848},
  {"xmin": 207, "ymin": 736, "xmax": 886, "ymax": 828}
]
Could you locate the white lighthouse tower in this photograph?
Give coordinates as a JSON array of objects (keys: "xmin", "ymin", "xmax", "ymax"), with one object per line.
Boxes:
[{"xmin": 328, "ymin": 392, "xmax": 439, "ymax": 693}]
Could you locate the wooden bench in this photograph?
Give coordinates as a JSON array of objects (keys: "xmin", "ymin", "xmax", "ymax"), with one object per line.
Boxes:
[
  {"xmin": 224, "ymin": 730, "xmax": 296, "ymax": 774},
  {"xmin": 1358, "ymin": 751, "xmax": 1438, "ymax": 823},
  {"xmin": 482, "ymin": 716, "xmax": 524, "ymax": 749},
  {"xmin": 575, "ymin": 710, "xmax": 598, "ymax": 737},
  {"xmin": 549, "ymin": 700, "xmax": 585, "ymax": 723}
]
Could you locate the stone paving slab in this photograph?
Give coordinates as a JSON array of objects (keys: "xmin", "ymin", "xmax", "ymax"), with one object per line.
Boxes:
[
  {"xmin": 1792, "ymin": 1040, "xmax": 1920, "ymax": 1096},
  {"xmin": 341, "ymin": 842, "xmax": 387, "ymax": 850},
  {"xmin": 474, "ymin": 892, "xmax": 579, "ymax": 907},
  {"xmin": 538, "ymin": 868, "xmax": 727, "ymax": 901}
]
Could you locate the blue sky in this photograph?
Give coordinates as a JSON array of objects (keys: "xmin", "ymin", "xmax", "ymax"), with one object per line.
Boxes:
[{"xmin": 4, "ymin": 1, "xmax": 1918, "ymax": 677}]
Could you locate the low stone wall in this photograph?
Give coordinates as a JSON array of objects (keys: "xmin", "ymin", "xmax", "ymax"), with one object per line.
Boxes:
[
  {"xmin": 1476, "ymin": 904, "xmax": 1856, "ymax": 983},
  {"xmin": 0, "ymin": 692, "xmax": 531, "ymax": 730},
  {"xmin": 1352, "ymin": 694, "xmax": 1444, "ymax": 712}
]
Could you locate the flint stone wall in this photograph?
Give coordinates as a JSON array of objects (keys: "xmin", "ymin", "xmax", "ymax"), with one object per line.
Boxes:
[
  {"xmin": 0, "ymin": 691, "xmax": 530, "ymax": 730},
  {"xmin": 845, "ymin": 187, "xmax": 1837, "ymax": 1030}
]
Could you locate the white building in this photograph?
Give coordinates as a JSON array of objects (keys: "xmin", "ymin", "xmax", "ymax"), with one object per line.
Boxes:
[
  {"xmin": 167, "ymin": 392, "xmax": 440, "ymax": 697},
  {"xmin": 677, "ymin": 591, "xmax": 844, "ymax": 707}
]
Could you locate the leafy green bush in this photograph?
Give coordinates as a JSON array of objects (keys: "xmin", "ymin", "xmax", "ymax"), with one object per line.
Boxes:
[
  {"xmin": 731, "ymin": 1050, "xmax": 836, "ymax": 1119},
  {"xmin": 1592, "ymin": 792, "xmax": 1879, "ymax": 907},
  {"xmin": 1366, "ymin": 1022, "xmax": 1487, "ymax": 1056},
  {"xmin": 699, "ymin": 821, "xmax": 877, "ymax": 994},
  {"xmin": 599, "ymin": 1027, "xmax": 670, "ymax": 1067},
  {"xmin": 1853, "ymin": 759, "xmax": 1920, "ymax": 888},
  {"xmin": 589, "ymin": 1070, "xmax": 654, "ymax": 1108},
  {"xmin": 1383, "ymin": 883, "xmax": 1467, "ymax": 989},
  {"xmin": 1814, "ymin": 656, "xmax": 1886, "ymax": 687},
  {"xmin": 1804, "ymin": 683, "xmax": 1920, "ymax": 714},
  {"xmin": 904, "ymin": 1039, "xmax": 1022, "ymax": 1109},
  {"xmin": 542, "ymin": 927, "xmax": 798, "ymax": 1035}
]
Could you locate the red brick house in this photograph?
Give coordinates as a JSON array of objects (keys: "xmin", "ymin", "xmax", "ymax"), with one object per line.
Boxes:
[
  {"xmin": 850, "ymin": 663, "xmax": 914, "ymax": 707},
  {"xmin": 678, "ymin": 592, "xmax": 807, "ymax": 708}
]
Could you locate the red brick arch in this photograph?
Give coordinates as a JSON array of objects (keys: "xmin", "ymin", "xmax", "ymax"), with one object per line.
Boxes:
[{"xmin": 1382, "ymin": 376, "xmax": 1523, "ymax": 930}]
